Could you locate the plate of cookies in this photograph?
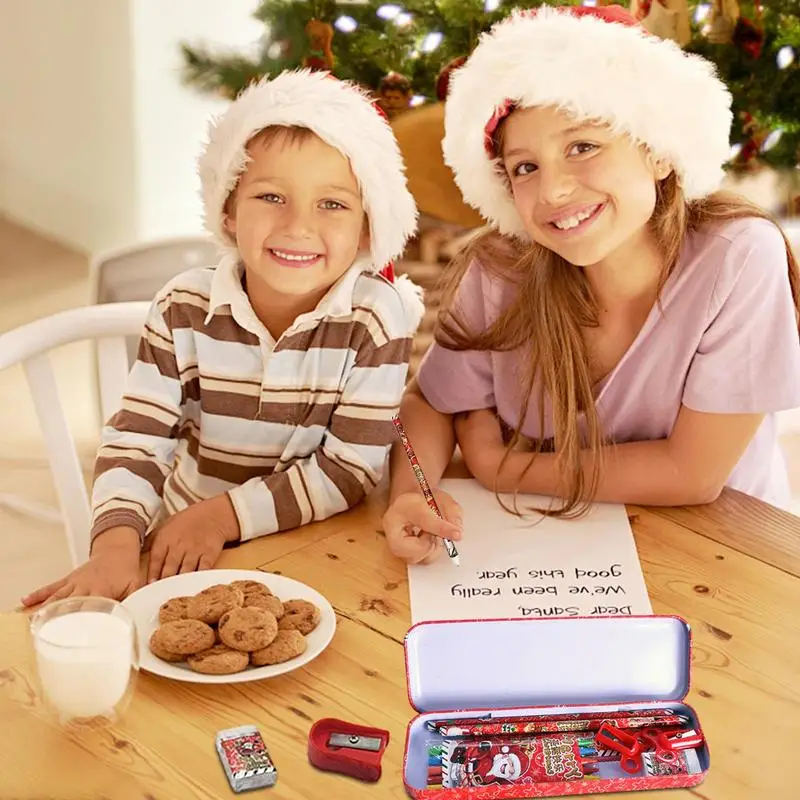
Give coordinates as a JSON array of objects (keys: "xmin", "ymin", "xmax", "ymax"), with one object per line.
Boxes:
[{"xmin": 121, "ymin": 569, "xmax": 336, "ymax": 683}]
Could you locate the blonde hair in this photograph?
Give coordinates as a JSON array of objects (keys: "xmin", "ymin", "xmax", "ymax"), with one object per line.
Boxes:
[{"xmin": 437, "ymin": 172, "xmax": 800, "ymax": 518}]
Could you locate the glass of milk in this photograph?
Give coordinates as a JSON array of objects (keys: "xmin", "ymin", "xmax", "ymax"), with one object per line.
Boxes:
[{"xmin": 29, "ymin": 597, "xmax": 139, "ymax": 728}]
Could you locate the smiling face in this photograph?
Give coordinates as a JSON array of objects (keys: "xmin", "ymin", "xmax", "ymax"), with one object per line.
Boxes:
[
  {"xmin": 224, "ymin": 127, "xmax": 369, "ymax": 305},
  {"xmin": 500, "ymin": 106, "xmax": 670, "ymax": 268}
]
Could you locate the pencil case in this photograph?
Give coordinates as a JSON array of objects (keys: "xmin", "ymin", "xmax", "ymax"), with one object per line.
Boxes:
[{"xmin": 402, "ymin": 615, "xmax": 709, "ymax": 798}]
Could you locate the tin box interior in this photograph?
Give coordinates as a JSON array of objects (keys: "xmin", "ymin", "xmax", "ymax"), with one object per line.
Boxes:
[{"xmin": 403, "ymin": 616, "xmax": 709, "ymax": 791}]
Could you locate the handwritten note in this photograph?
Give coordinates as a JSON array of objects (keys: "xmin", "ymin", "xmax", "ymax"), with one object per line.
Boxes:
[{"xmin": 408, "ymin": 479, "xmax": 652, "ymax": 623}]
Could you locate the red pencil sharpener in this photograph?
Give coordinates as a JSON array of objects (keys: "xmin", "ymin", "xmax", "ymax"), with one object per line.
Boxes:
[{"xmin": 308, "ymin": 717, "xmax": 390, "ymax": 782}]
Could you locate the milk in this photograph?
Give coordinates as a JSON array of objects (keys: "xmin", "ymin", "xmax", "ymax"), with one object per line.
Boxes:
[{"xmin": 34, "ymin": 611, "xmax": 134, "ymax": 719}]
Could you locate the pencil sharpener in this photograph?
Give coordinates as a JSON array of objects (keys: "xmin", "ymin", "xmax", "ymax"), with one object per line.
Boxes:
[{"xmin": 308, "ymin": 717, "xmax": 390, "ymax": 782}]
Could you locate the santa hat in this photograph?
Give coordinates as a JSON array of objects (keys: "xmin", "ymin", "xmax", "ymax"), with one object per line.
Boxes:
[
  {"xmin": 443, "ymin": 5, "xmax": 733, "ymax": 239},
  {"xmin": 198, "ymin": 69, "xmax": 424, "ymax": 331}
]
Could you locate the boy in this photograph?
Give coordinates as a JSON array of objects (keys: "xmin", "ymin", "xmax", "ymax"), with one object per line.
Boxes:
[{"xmin": 24, "ymin": 70, "xmax": 423, "ymax": 606}]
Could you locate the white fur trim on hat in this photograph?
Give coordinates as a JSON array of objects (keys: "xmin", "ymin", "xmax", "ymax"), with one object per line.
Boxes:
[
  {"xmin": 392, "ymin": 273, "xmax": 426, "ymax": 333},
  {"xmin": 198, "ymin": 69, "xmax": 418, "ymax": 271},
  {"xmin": 443, "ymin": 8, "xmax": 733, "ymax": 238}
]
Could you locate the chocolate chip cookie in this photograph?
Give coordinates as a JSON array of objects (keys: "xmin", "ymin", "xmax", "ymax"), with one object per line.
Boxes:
[
  {"xmin": 158, "ymin": 596, "xmax": 193, "ymax": 624},
  {"xmin": 230, "ymin": 580, "xmax": 272, "ymax": 598},
  {"xmin": 218, "ymin": 607, "xmax": 278, "ymax": 652},
  {"xmin": 277, "ymin": 599, "xmax": 321, "ymax": 635},
  {"xmin": 148, "ymin": 630, "xmax": 185, "ymax": 662},
  {"xmin": 152, "ymin": 619, "xmax": 215, "ymax": 655},
  {"xmin": 187, "ymin": 584, "xmax": 244, "ymax": 624},
  {"xmin": 243, "ymin": 592, "xmax": 285, "ymax": 619},
  {"xmin": 250, "ymin": 629, "xmax": 307, "ymax": 666},
  {"xmin": 187, "ymin": 644, "xmax": 249, "ymax": 675}
]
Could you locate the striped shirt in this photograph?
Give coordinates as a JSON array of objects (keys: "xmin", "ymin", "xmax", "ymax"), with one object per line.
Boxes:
[{"xmin": 90, "ymin": 255, "xmax": 413, "ymax": 545}]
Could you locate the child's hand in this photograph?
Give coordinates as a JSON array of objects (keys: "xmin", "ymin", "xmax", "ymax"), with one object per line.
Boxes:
[
  {"xmin": 382, "ymin": 490, "xmax": 463, "ymax": 565},
  {"xmin": 146, "ymin": 494, "xmax": 240, "ymax": 583},
  {"xmin": 455, "ymin": 409, "xmax": 506, "ymax": 487},
  {"xmin": 21, "ymin": 527, "xmax": 142, "ymax": 607}
]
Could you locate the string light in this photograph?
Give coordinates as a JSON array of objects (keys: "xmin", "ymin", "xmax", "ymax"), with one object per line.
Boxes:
[
  {"xmin": 761, "ymin": 129, "xmax": 784, "ymax": 153},
  {"xmin": 694, "ymin": 3, "xmax": 711, "ymax": 23},
  {"xmin": 777, "ymin": 46, "xmax": 795, "ymax": 70},
  {"xmin": 729, "ymin": 143, "xmax": 743, "ymax": 161},
  {"xmin": 377, "ymin": 4, "xmax": 402, "ymax": 20},
  {"xmin": 484, "ymin": 0, "xmax": 502, "ymax": 11},
  {"xmin": 581, "ymin": 0, "xmax": 598, "ymax": 6},
  {"xmin": 410, "ymin": 95, "xmax": 426, "ymax": 106},
  {"xmin": 421, "ymin": 32, "xmax": 444, "ymax": 53},
  {"xmin": 334, "ymin": 16, "xmax": 358, "ymax": 33},
  {"xmin": 395, "ymin": 12, "xmax": 413, "ymax": 26}
]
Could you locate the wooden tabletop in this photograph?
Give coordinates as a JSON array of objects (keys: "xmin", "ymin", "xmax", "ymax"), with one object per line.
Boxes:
[{"xmin": 1, "ymin": 481, "xmax": 799, "ymax": 800}]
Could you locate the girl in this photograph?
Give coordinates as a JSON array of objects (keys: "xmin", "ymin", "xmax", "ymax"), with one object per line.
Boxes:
[{"xmin": 383, "ymin": 4, "xmax": 800, "ymax": 565}]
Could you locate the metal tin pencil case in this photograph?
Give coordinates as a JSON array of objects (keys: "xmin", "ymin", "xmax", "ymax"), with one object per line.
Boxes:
[{"xmin": 402, "ymin": 615, "xmax": 708, "ymax": 798}]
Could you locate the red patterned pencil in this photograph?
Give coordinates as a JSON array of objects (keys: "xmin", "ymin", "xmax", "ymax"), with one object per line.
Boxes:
[
  {"xmin": 427, "ymin": 709, "xmax": 689, "ymax": 737},
  {"xmin": 392, "ymin": 416, "xmax": 460, "ymax": 566}
]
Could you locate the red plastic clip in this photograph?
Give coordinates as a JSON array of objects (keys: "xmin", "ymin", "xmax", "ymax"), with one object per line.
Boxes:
[
  {"xmin": 597, "ymin": 723, "xmax": 704, "ymax": 774},
  {"xmin": 647, "ymin": 727, "xmax": 705, "ymax": 752},
  {"xmin": 596, "ymin": 723, "xmax": 640, "ymax": 753},
  {"xmin": 596, "ymin": 722, "xmax": 643, "ymax": 773},
  {"xmin": 308, "ymin": 718, "xmax": 390, "ymax": 782}
]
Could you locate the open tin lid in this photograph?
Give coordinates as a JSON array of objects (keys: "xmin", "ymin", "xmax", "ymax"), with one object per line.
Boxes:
[{"xmin": 404, "ymin": 615, "xmax": 691, "ymax": 713}]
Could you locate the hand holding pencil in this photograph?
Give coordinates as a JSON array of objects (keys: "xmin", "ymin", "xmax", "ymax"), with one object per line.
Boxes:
[{"xmin": 384, "ymin": 417, "xmax": 463, "ymax": 566}]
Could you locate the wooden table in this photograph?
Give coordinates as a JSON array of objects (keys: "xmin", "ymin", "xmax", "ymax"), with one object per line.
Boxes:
[{"xmin": 1, "ymin": 481, "xmax": 799, "ymax": 799}]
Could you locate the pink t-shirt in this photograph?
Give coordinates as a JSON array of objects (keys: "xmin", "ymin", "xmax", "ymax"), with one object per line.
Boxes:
[{"xmin": 418, "ymin": 218, "xmax": 800, "ymax": 509}]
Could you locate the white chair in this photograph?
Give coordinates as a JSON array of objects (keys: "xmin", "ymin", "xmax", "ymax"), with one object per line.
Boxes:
[
  {"xmin": 89, "ymin": 236, "xmax": 217, "ymax": 421},
  {"xmin": 0, "ymin": 302, "xmax": 150, "ymax": 567}
]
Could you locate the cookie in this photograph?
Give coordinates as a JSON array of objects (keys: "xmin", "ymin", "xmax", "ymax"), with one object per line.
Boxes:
[
  {"xmin": 158, "ymin": 596, "xmax": 193, "ymax": 624},
  {"xmin": 250, "ymin": 630, "xmax": 307, "ymax": 666},
  {"xmin": 230, "ymin": 580, "xmax": 272, "ymax": 598},
  {"xmin": 243, "ymin": 593, "xmax": 285, "ymax": 619},
  {"xmin": 187, "ymin": 584, "xmax": 244, "ymax": 624},
  {"xmin": 187, "ymin": 644, "xmax": 249, "ymax": 675},
  {"xmin": 277, "ymin": 599, "xmax": 321, "ymax": 635},
  {"xmin": 218, "ymin": 607, "xmax": 278, "ymax": 652},
  {"xmin": 153, "ymin": 619, "xmax": 215, "ymax": 655},
  {"xmin": 148, "ymin": 630, "xmax": 185, "ymax": 662}
]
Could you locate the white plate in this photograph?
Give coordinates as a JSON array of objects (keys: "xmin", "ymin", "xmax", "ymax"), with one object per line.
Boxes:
[{"xmin": 121, "ymin": 569, "xmax": 336, "ymax": 684}]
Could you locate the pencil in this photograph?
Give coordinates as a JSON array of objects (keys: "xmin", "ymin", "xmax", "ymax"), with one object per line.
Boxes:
[
  {"xmin": 426, "ymin": 710, "xmax": 689, "ymax": 736},
  {"xmin": 391, "ymin": 416, "xmax": 460, "ymax": 566},
  {"xmin": 429, "ymin": 715, "xmax": 688, "ymax": 737}
]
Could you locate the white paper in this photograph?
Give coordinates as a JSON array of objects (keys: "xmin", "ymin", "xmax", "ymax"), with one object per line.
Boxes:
[{"xmin": 408, "ymin": 479, "xmax": 652, "ymax": 623}]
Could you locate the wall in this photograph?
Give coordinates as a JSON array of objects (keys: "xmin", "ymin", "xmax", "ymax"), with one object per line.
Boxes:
[
  {"xmin": 129, "ymin": 0, "xmax": 263, "ymax": 242},
  {"xmin": 0, "ymin": 0, "xmax": 138, "ymax": 252},
  {"xmin": 0, "ymin": 0, "xmax": 262, "ymax": 254}
]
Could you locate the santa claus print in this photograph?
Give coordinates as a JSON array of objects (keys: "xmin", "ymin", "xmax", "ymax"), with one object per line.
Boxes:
[{"xmin": 446, "ymin": 740, "xmax": 535, "ymax": 787}]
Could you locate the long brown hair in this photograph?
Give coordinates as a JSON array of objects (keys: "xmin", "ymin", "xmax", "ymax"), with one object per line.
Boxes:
[{"xmin": 437, "ymin": 172, "xmax": 800, "ymax": 518}]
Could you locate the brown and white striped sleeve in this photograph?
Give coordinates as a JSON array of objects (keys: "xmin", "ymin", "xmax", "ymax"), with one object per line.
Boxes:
[
  {"xmin": 228, "ymin": 302, "xmax": 413, "ymax": 541},
  {"xmin": 90, "ymin": 294, "xmax": 182, "ymax": 545}
]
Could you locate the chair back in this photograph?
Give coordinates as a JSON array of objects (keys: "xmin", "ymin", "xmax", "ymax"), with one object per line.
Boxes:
[{"xmin": 0, "ymin": 302, "xmax": 150, "ymax": 565}]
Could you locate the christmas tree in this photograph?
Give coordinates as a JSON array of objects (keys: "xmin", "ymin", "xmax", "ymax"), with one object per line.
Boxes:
[{"xmin": 181, "ymin": 0, "xmax": 800, "ymax": 171}]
